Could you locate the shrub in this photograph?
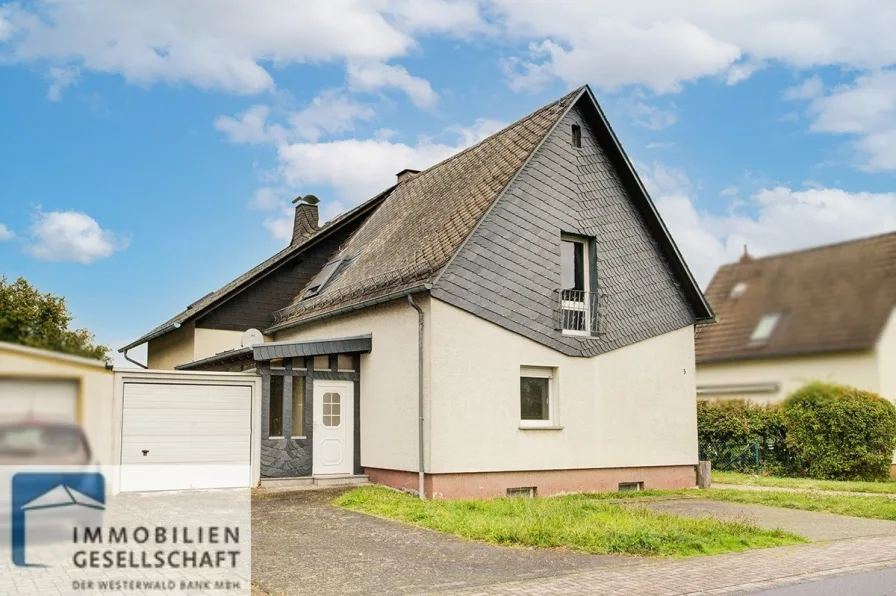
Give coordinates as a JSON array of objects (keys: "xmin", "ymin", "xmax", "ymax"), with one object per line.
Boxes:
[
  {"xmin": 697, "ymin": 400, "xmax": 786, "ymax": 446},
  {"xmin": 781, "ymin": 382, "xmax": 896, "ymax": 481}
]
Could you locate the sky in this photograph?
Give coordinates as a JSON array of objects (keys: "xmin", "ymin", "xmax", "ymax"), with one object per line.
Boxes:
[{"xmin": 0, "ymin": 0, "xmax": 894, "ymax": 365}]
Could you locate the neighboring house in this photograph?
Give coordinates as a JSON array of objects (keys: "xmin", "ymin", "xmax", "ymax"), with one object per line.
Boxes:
[
  {"xmin": 696, "ymin": 232, "xmax": 896, "ymax": 405},
  {"xmin": 0, "ymin": 341, "xmax": 114, "ymax": 465},
  {"xmin": 121, "ymin": 85, "xmax": 714, "ymax": 499}
]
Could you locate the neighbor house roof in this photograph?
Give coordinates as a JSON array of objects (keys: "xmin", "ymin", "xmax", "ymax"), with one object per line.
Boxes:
[
  {"xmin": 268, "ymin": 85, "xmax": 713, "ymax": 331},
  {"xmin": 119, "ymin": 190, "xmax": 390, "ymax": 353},
  {"xmin": 696, "ymin": 232, "xmax": 896, "ymax": 364}
]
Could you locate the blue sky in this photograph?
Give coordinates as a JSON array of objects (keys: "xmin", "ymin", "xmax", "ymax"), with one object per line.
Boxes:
[{"xmin": 0, "ymin": 1, "xmax": 894, "ymax": 364}]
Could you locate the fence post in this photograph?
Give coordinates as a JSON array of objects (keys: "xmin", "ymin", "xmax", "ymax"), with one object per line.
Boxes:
[
  {"xmin": 754, "ymin": 441, "xmax": 760, "ymax": 475},
  {"xmin": 696, "ymin": 461, "xmax": 712, "ymax": 488}
]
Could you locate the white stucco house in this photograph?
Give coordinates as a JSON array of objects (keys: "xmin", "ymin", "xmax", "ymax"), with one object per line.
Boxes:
[
  {"xmin": 121, "ymin": 86, "xmax": 714, "ymax": 499},
  {"xmin": 696, "ymin": 233, "xmax": 896, "ymax": 406}
]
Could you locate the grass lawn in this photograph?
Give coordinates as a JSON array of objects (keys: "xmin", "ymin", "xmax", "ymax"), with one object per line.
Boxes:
[
  {"xmin": 335, "ymin": 486, "xmax": 803, "ymax": 557},
  {"xmin": 701, "ymin": 488, "xmax": 896, "ymax": 521},
  {"xmin": 713, "ymin": 471, "xmax": 896, "ymax": 495}
]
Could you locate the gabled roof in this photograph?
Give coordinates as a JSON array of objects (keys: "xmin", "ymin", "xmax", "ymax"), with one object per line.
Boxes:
[
  {"xmin": 696, "ymin": 232, "xmax": 896, "ymax": 364},
  {"xmin": 119, "ymin": 190, "xmax": 389, "ymax": 353},
  {"xmin": 269, "ymin": 85, "xmax": 713, "ymax": 331}
]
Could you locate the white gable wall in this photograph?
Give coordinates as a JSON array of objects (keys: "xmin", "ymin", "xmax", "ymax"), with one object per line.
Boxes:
[
  {"xmin": 428, "ymin": 299, "xmax": 697, "ymax": 473},
  {"xmin": 876, "ymin": 307, "xmax": 896, "ymax": 404}
]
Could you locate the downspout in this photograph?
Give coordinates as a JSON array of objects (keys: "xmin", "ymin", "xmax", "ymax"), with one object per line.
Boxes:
[
  {"xmin": 123, "ymin": 348, "xmax": 148, "ymax": 369},
  {"xmin": 407, "ymin": 295, "xmax": 425, "ymax": 500}
]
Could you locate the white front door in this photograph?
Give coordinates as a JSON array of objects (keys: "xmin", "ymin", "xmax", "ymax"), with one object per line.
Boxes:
[{"xmin": 313, "ymin": 380, "xmax": 354, "ymax": 476}]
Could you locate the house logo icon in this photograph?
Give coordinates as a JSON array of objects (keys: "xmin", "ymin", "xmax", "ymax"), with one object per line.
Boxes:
[{"xmin": 10, "ymin": 472, "xmax": 105, "ymax": 567}]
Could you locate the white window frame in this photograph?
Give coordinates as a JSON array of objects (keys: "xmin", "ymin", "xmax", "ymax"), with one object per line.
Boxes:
[
  {"xmin": 560, "ymin": 234, "xmax": 591, "ymax": 337},
  {"xmin": 519, "ymin": 366, "xmax": 560, "ymax": 429}
]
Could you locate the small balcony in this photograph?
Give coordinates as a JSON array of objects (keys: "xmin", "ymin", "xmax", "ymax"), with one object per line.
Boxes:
[{"xmin": 557, "ymin": 289, "xmax": 598, "ymax": 335}]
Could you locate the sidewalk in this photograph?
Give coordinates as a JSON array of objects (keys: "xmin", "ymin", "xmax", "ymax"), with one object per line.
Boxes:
[{"xmin": 446, "ymin": 535, "xmax": 896, "ymax": 595}]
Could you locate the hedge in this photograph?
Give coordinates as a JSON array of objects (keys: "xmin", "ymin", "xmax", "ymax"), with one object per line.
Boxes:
[{"xmin": 698, "ymin": 383, "xmax": 896, "ymax": 481}]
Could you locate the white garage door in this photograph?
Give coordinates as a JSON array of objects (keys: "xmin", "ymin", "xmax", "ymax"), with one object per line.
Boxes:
[
  {"xmin": 0, "ymin": 379, "xmax": 78, "ymax": 422},
  {"xmin": 120, "ymin": 382, "xmax": 252, "ymax": 491}
]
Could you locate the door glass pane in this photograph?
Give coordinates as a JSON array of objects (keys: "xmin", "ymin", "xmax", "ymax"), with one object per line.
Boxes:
[
  {"xmin": 561, "ymin": 240, "xmax": 585, "ymax": 291},
  {"xmin": 291, "ymin": 379, "xmax": 305, "ymax": 437},
  {"xmin": 520, "ymin": 377, "xmax": 550, "ymax": 420},
  {"xmin": 269, "ymin": 376, "xmax": 283, "ymax": 437},
  {"xmin": 322, "ymin": 392, "xmax": 341, "ymax": 427}
]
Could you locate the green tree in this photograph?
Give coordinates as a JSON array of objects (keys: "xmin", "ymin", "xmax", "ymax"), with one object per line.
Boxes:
[{"xmin": 0, "ymin": 276, "xmax": 109, "ymax": 362}]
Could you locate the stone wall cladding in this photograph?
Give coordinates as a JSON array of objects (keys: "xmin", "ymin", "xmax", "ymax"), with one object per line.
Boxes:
[
  {"xmin": 433, "ymin": 101, "xmax": 695, "ymax": 357},
  {"xmin": 261, "ymin": 438, "xmax": 312, "ymax": 478}
]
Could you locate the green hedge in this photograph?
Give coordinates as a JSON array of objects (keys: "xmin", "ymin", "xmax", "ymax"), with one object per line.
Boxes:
[
  {"xmin": 781, "ymin": 383, "xmax": 896, "ymax": 481},
  {"xmin": 698, "ymin": 383, "xmax": 896, "ymax": 481}
]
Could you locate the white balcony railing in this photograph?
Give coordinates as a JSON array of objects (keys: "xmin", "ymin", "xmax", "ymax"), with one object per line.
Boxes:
[{"xmin": 558, "ymin": 289, "xmax": 598, "ymax": 334}]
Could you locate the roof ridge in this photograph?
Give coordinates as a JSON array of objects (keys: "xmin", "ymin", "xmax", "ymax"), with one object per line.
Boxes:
[
  {"xmin": 406, "ymin": 85, "xmax": 586, "ymax": 184},
  {"xmin": 722, "ymin": 230, "xmax": 896, "ymax": 268}
]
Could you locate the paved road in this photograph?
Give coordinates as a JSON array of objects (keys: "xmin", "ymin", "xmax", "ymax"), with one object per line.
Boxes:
[{"xmin": 746, "ymin": 566, "xmax": 896, "ymax": 595}]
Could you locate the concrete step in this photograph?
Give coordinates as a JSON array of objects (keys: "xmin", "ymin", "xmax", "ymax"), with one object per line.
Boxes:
[
  {"xmin": 313, "ymin": 475, "xmax": 369, "ymax": 488},
  {"xmin": 259, "ymin": 477, "xmax": 314, "ymax": 489}
]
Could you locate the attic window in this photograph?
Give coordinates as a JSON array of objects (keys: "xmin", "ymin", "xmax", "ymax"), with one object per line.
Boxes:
[
  {"xmin": 749, "ymin": 313, "xmax": 781, "ymax": 344},
  {"xmin": 303, "ymin": 258, "xmax": 343, "ymax": 300},
  {"xmin": 571, "ymin": 124, "xmax": 582, "ymax": 148},
  {"xmin": 729, "ymin": 282, "xmax": 748, "ymax": 299}
]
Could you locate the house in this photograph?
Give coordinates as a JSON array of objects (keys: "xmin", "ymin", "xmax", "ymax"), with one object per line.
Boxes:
[
  {"xmin": 120, "ymin": 85, "xmax": 714, "ymax": 498},
  {"xmin": 696, "ymin": 232, "xmax": 896, "ymax": 405},
  {"xmin": 0, "ymin": 341, "xmax": 114, "ymax": 465}
]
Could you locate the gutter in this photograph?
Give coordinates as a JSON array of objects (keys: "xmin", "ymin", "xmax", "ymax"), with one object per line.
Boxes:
[
  {"xmin": 406, "ymin": 294, "xmax": 426, "ymax": 500},
  {"xmin": 118, "ymin": 323, "xmax": 181, "ymax": 354},
  {"xmin": 265, "ymin": 284, "xmax": 432, "ymax": 335}
]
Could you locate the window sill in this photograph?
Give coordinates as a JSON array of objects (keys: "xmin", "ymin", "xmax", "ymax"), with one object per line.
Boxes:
[
  {"xmin": 518, "ymin": 425, "xmax": 564, "ymax": 431},
  {"xmin": 267, "ymin": 436, "xmax": 307, "ymax": 440}
]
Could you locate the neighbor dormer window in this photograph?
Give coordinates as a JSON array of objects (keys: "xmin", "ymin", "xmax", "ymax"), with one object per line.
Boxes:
[
  {"xmin": 303, "ymin": 257, "xmax": 343, "ymax": 300},
  {"xmin": 749, "ymin": 312, "xmax": 781, "ymax": 344}
]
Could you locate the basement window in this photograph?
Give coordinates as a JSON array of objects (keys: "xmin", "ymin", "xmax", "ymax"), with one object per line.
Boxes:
[
  {"xmin": 303, "ymin": 257, "xmax": 343, "ymax": 300},
  {"xmin": 618, "ymin": 482, "xmax": 644, "ymax": 492},
  {"xmin": 506, "ymin": 487, "xmax": 536, "ymax": 498},
  {"xmin": 749, "ymin": 312, "xmax": 781, "ymax": 344},
  {"xmin": 571, "ymin": 124, "xmax": 582, "ymax": 148}
]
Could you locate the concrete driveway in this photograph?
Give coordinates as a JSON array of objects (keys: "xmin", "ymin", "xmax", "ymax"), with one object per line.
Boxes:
[{"xmin": 250, "ymin": 488, "xmax": 635, "ymax": 596}]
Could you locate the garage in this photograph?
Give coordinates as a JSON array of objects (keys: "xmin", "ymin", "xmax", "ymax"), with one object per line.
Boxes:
[
  {"xmin": 0, "ymin": 378, "xmax": 78, "ymax": 422},
  {"xmin": 116, "ymin": 372, "xmax": 260, "ymax": 492}
]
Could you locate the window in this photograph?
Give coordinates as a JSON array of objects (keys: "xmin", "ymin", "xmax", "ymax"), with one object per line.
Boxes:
[
  {"xmin": 729, "ymin": 281, "xmax": 748, "ymax": 299},
  {"xmin": 571, "ymin": 124, "xmax": 582, "ymax": 148},
  {"xmin": 291, "ymin": 379, "xmax": 305, "ymax": 437},
  {"xmin": 303, "ymin": 257, "xmax": 343, "ymax": 299},
  {"xmin": 269, "ymin": 375, "xmax": 283, "ymax": 437},
  {"xmin": 520, "ymin": 366, "xmax": 555, "ymax": 428},
  {"xmin": 506, "ymin": 487, "xmax": 536, "ymax": 498},
  {"xmin": 560, "ymin": 234, "xmax": 594, "ymax": 334},
  {"xmin": 750, "ymin": 313, "xmax": 781, "ymax": 344},
  {"xmin": 322, "ymin": 392, "xmax": 341, "ymax": 427},
  {"xmin": 618, "ymin": 482, "xmax": 644, "ymax": 492}
]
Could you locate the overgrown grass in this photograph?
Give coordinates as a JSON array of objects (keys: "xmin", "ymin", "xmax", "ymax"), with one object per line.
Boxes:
[
  {"xmin": 713, "ymin": 471, "xmax": 896, "ymax": 494},
  {"xmin": 335, "ymin": 486, "xmax": 803, "ymax": 557},
  {"xmin": 702, "ymin": 488, "xmax": 896, "ymax": 521}
]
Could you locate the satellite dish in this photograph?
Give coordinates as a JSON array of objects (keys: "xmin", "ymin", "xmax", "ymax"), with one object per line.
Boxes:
[{"xmin": 241, "ymin": 328, "xmax": 265, "ymax": 348}]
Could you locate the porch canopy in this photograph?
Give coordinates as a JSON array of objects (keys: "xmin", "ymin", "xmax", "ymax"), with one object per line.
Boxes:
[{"xmin": 175, "ymin": 334, "xmax": 372, "ymax": 371}]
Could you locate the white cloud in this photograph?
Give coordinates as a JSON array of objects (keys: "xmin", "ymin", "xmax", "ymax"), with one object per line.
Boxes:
[
  {"xmin": 44, "ymin": 65, "xmax": 79, "ymax": 101},
  {"xmin": 0, "ymin": 223, "xmax": 14, "ymax": 241},
  {"xmin": 287, "ymin": 91, "xmax": 376, "ymax": 141},
  {"xmin": 805, "ymin": 70, "xmax": 896, "ymax": 171},
  {"xmin": 347, "ymin": 61, "xmax": 438, "ymax": 109},
  {"xmin": 25, "ymin": 210, "xmax": 128, "ymax": 263},
  {"xmin": 214, "ymin": 105, "xmax": 273, "ymax": 144},
  {"xmin": 1, "ymin": 0, "xmax": 476, "ymax": 98},
  {"xmin": 488, "ymin": 1, "xmax": 896, "ymax": 92},
  {"xmin": 249, "ymin": 187, "xmax": 287, "ymax": 210},
  {"xmin": 263, "ymin": 207, "xmax": 295, "ymax": 243},
  {"xmin": 620, "ymin": 96, "xmax": 678, "ymax": 130},
  {"xmin": 641, "ymin": 163, "xmax": 896, "ymax": 285},
  {"xmin": 784, "ymin": 75, "xmax": 824, "ymax": 100}
]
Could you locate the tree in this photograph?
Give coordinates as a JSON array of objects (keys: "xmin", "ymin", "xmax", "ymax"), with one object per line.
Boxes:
[{"xmin": 0, "ymin": 276, "xmax": 109, "ymax": 362}]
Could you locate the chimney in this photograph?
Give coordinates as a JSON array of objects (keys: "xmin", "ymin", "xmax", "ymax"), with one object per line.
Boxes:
[
  {"xmin": 396, "ymin": 168, "xmax": 421, "ymax": 184},
  {"xmin": 739, "ymin": 244, "xmax": 752, "ymax": 263},
  {"xmin": 291, "ymin": 194, "xmax": 320, "ymax": 246}
]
